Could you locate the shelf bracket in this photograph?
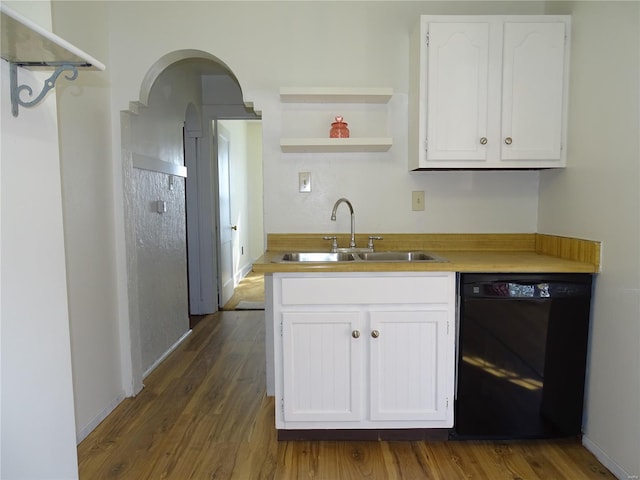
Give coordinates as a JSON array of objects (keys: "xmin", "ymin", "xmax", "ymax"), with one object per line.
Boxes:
[{"xmin": 9, "ymin": 62, "xmax": 80, "ymax": 117}]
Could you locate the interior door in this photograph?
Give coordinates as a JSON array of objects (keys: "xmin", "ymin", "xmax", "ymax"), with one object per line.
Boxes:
[{"xmin": 217, "ymin": 123, "xmax": 234, "ymax": 307}]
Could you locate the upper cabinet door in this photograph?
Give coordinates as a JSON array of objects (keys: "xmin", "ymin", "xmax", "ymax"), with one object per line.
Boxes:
[
  {"xmin": 426, "ymin": 22, "xmax": 490, "ymax": 162},
  {"xmin": 501, "ymin": 22, "xmax": 567, "ymax": 162},
  {"xmin": 410, "ymin": 15, "xmax": 570, "ymax": 170}
]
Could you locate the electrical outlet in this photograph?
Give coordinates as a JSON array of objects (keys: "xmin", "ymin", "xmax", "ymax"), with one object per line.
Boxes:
[
  {"xmin": 412, "ymin": 191, "xmax": 425, "ymax": 211},
  {"xmin": 299, "ymin": 172, "xmax": 311, "ymax": 192}
]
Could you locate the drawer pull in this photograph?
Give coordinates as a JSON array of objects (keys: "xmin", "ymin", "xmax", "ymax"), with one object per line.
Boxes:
[
  {"xmin": 352, "ymin": 330, "xmax": 361, "ymax": 339},
  {"xmin": 371, "ymin": 330, "xmax": 380, "ymax": 339}
]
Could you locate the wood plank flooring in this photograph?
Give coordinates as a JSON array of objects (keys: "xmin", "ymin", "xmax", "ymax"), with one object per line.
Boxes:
[
  {"xmin": 222, "ymin": 272, "xmax": 265, "ymax": 310},
  {"xmin": 77, "ymin": 311, "xmax": 615, "ymax": 479}
]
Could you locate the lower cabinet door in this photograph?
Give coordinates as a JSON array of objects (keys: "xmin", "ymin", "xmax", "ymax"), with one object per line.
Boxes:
[
  {"xmin": 281, "ymin": 311, "xmax": 363, "ymax": 422},
  {"xmin": 369, "ymin": 310, "xmax": 451, "ymax": 423}
]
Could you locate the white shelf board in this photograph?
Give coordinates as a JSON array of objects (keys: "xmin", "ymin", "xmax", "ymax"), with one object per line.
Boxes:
[
  {"xmin": 280, "ymin": 137, "xmax": 393, "ymax": 153},
  {"xmin": 280, "ymin": 87, "xmax": 393, "ymax": 104},
  {"xmin": 0, "ymin": 3, "xmax": 105, "ymax": 70}
]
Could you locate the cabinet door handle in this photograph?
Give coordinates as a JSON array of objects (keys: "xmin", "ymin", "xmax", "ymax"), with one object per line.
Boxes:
[
  {"xmin": 480, "ymin": 137, "xmax": 488, "ymax": 145},
  {"xmin": 504, "ymin": 137, "xmax": 513, "ymax": 145},
  {"xmin": 371, "ymin": 330, "xmax": 380, "ymax": 338},
  {"xmin": 352, "ymin": 330, "xmax": 361, "ymax": 339}
]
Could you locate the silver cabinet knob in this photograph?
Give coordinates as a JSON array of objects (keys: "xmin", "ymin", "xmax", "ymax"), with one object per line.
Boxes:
[
  {"xmin": 504, "ymin": 137, "xmax": 513, "ymax": 145},
  {"xmin": 352, "ymin": 330, "xmax": 360, "ymax": 339},
  {"xmin": 480, "ymin": 137, "xmax": 488, "ymax": 145},
  {"xmin": 371, "ymin": 330, "xmax": 380, "ymax": 338}
]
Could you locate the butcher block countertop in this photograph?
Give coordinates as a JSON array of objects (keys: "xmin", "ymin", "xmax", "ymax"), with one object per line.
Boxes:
[{"xmin": 252, "ymin": 233, "xmax": 601, "ymax": 274}]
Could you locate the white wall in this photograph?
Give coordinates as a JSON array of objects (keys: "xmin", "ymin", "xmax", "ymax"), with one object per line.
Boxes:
[
  {"xmin": 247, "ymin": 121, "xmax": 264, "ymax": 262},
  {"xmin": 1, "ymin": 2, "xmax": 79, "ymax": 478},
  {"xmin": 105, "ymin": 1, "xmax": 545, "ymax": 240},
  {"xmin": 539, "ymin": 3, "xmax": 640, "ymax": 478},
  {"xmin": 51, "ymin": 0, "xmax": 125, "ymax": 443}
]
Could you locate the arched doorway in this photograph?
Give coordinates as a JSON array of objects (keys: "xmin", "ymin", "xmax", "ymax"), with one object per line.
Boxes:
[{"xmin": 121, "ymin": 50, "xmax": 262, "ymax": 390}]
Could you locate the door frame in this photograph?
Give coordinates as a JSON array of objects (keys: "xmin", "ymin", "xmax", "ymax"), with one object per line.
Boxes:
[{"xmin": 185, "ymin": 103, "xmax": 219, "ymax": 315}]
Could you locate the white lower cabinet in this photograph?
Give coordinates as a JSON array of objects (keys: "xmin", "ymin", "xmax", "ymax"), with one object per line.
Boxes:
[
  {"xmin": 282, "ymin": 310, "xmax": 364, "ymax": 422},
  {"xmin": 273, "ymin": 272, "xmax": 455, "ymax": 430}
]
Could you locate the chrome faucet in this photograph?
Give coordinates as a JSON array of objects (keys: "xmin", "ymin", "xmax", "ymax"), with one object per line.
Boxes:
[{"xmin": 331, "ymin": 197, "xmax": 356, "ymax": 248}]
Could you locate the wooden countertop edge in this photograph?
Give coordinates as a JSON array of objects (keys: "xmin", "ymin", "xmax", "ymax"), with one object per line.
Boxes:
[{"xmin": 252, "ymin": 233, "xmax": 601, "ymax": 274}]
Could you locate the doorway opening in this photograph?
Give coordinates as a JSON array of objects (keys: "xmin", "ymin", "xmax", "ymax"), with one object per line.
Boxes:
[
  {"xmin": 213, "ymin": 118, "xmax": 264, "ymax": 311},
  {"xmin": 121, "ymin": 49, "xmax": 263, "ymax": 390}
]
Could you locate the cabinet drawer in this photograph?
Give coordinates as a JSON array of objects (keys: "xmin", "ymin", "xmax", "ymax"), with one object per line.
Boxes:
[{"xmin": 279, "ymin": 274, "xmax": 452, "ymax": 305}]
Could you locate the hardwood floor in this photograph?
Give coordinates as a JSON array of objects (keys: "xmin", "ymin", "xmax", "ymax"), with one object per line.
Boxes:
[
  {"xmin": 222, "ymin": 272, "xmax": 265, "ymax": 310},
  {"xmin": 78, "ymin": 311, "xmax": 615, "ymax": 479}
]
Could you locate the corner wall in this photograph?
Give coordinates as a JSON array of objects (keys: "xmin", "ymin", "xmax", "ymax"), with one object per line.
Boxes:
[
  {"xmin": 539, "ymin": 2, "xmax": 640, "ymax": 478},
  {"xmin": 52, "ymin": 0, "xmax": 125, "ymax": 442},
  {"xmin": 1, "ymin": 2, "xmax": 79, "ymax": 476}
]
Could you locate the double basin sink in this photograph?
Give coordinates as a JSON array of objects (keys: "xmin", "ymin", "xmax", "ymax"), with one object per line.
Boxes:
[{"xmin": 274, "ymin": 251, "xmax": 447, "ymax": 263}]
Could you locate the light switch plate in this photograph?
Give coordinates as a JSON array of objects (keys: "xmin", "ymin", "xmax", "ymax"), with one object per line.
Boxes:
[
  {"xmin": 299, "ymin": 172, "xmax": 311, "ymax": 192},
  {"xmin": 412, "ymin": 191, "xmax": 425, "ymax": 211}
]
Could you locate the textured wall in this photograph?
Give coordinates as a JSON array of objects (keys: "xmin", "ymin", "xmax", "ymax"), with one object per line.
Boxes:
[
  {"xmin": 132, "ymin": 169, "xmax": 189, "ymax": 373},
  {"xmin": 123, "ymin": 61, "xmax": 205, "ymax": 381}
]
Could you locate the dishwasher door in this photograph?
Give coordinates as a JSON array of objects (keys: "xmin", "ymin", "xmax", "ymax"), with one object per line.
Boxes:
[{"xmin": 453, "ymin": 273, "xmax": 593, "ymax": 439}]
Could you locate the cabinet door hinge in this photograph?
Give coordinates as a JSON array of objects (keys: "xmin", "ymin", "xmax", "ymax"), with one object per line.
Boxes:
[
  {"xmin": 446, "ymin": 320, "xmax": 450, "ymax": 335},
  {"xmin": 280, "ymin": 320, "xmax": 283, "ymax": 337},
  {"xmin": 281, "ymin": 398, "xmax": 285, "ymax": 415},
  {"xmin": 446, "ymin": 397, "xmax": 449, "ymax": 409},
  {"xmin": 424, "ymin": 140, "xmax": 428, "ymax": 152}
]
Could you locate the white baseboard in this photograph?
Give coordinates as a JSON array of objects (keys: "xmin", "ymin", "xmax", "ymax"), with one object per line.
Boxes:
[
  {"xmin": 76, "ymin": 328, "xmax": 193, "ymax": 444},
  {"xmin": 143, "ymin": 329, "xmax": 192, "ymax": 379},
  {"xmin": 583, "ymin": 435, "xmax": 634, "ymax": 480},
  {"xmin": 235, "ymin": 263, "xmax": 253, "ymax": 285},
  {"xmin": 76, "ymin": 393, "xmax": 125, "ymax": 444}
]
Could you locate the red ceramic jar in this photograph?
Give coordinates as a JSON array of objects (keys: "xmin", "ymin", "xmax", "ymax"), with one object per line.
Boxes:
[{"xmin": 330, "ymin": 116, "xmax": 350, "ymax": 138}]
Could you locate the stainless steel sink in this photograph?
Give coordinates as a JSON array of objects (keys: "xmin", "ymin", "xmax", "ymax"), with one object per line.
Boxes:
[
  {"xmin": 356, "ymin": 251, "xmax": 447, "ymax": 262},
  {"xmin": 277, "ymin": 252, "xmax": 356, "ymax": 262},
  {"xmin": 274, "ymin": 251, "xmax": 447, "ymax": 263}
]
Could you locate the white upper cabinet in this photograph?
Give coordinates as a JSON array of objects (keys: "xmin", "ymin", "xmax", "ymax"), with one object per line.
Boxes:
[{"xmin": 409, "ymin": 15, "xmax": 570, "ymax": 170}]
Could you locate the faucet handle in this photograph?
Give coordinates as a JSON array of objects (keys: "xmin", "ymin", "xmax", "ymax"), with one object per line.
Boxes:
[
  {"xmin": 368, "ymin": 236, "xmax": 383, "ymax": 250},
  {"xmin": 323, "ymin": 235, "xmax": 338, "ymax": 252}
]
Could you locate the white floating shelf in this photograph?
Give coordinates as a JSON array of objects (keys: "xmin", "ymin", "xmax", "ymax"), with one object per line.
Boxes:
[
  {"xmin": 280, "ymin": 87, "xmax": 393, "ymax": 104},
  {"xmin": 280, "ymin": 137, "xmax": 393, "ymax": 153},
  {"xmin": 1, "ymin": 4, "xmax": 105, "ymax": 69},
  {"xmin": 1, "ymin": 3, "xmax": 105, "ymax": 116}
]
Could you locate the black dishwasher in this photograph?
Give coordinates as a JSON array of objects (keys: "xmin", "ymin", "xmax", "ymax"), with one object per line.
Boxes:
[{"xmin": 453, "ymin": 273, "xmax": 593, "ymax": 439}]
